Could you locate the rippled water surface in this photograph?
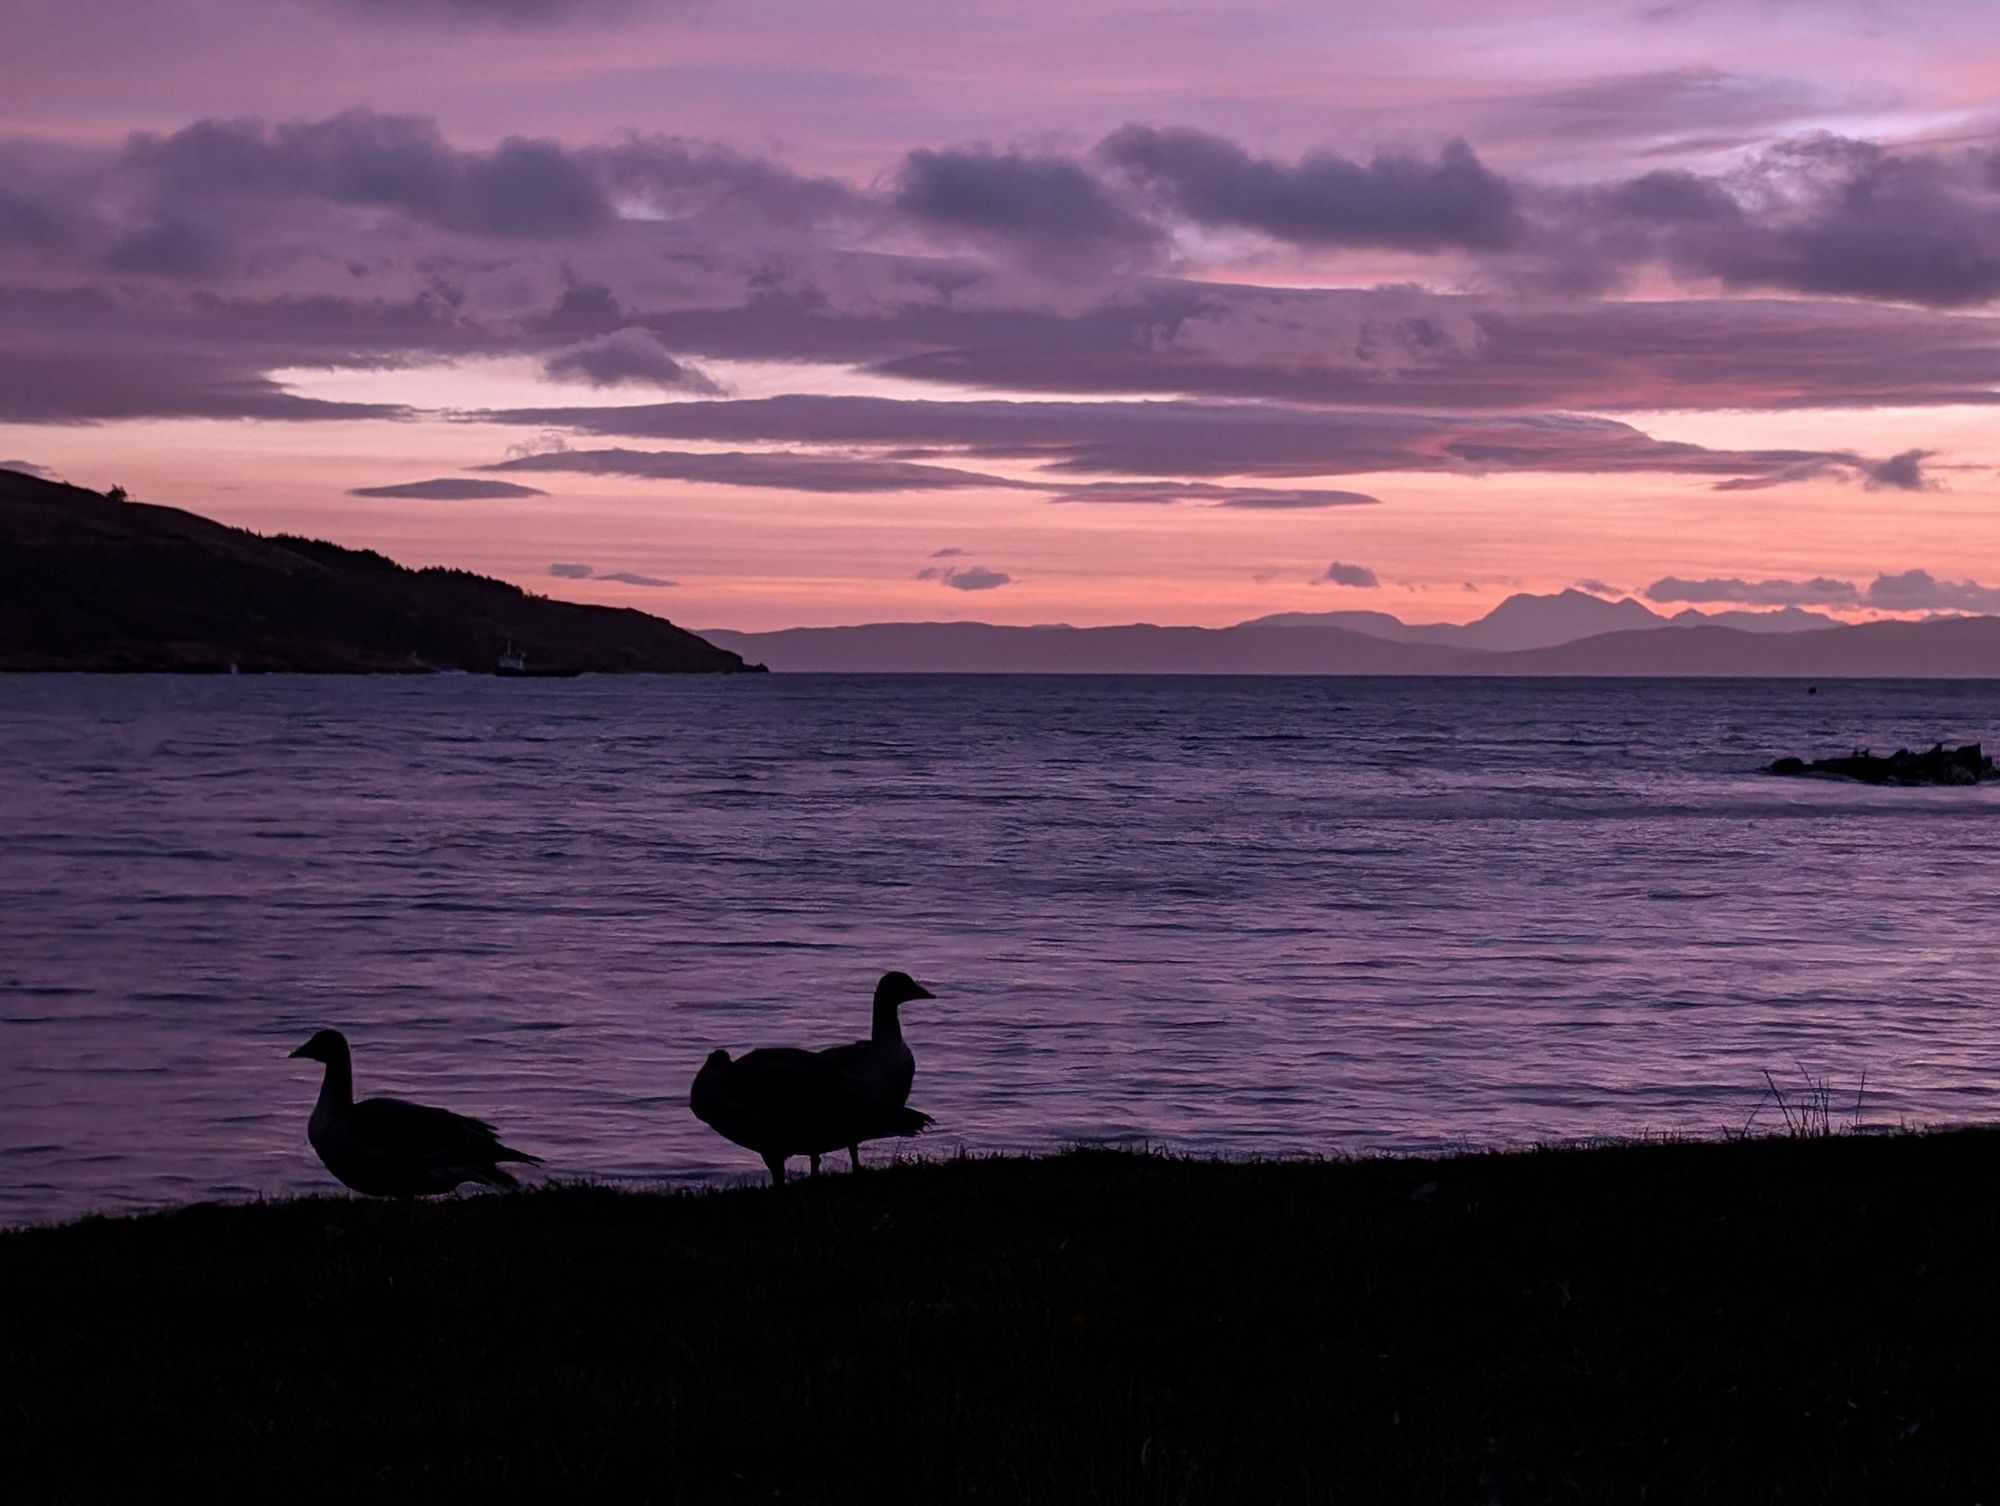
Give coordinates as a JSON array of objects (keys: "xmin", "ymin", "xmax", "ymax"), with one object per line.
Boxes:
[{"xmin": 5, "ymin": 673, "xmax": 2000, "ymax": 1226}]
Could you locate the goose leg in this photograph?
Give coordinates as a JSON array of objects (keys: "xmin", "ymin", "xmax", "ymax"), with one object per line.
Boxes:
[
  {"xmin": 809, "ymin": 1152, "xmax": 822, "ymax": 1177},
  {"xmin": 849, "ymin": 1143, "xmax": 862, "ymax": 1172},
  {"xmin": 764, "ymin": 1153, "xmax": 787, "ymax": 1187}
]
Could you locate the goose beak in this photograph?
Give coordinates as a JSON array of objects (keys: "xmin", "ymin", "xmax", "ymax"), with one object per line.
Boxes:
[
  {"xmin": 912, "ymin": 983, "xmax": 937, "ymax": 1000},
  {"xmin": 286, "ymin": 1044, "xmax": 310, "ymax": 1059}
]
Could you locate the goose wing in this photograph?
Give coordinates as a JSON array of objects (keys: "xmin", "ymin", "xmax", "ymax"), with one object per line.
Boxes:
[
  {"xmin": 731, "ymin": 1047, "xmax": 879, "ymax": 1117},
  {"xmin": 726, "ymin": 1048, "xmax": 930, "ymax": 1147},
  {"xmin": 814, "ymin": 1038, "xmax": 913, "ymax": 1105},
  {"xmin": 348, "ymin": 1096, "xmax": 539, "ymax": 1166}
]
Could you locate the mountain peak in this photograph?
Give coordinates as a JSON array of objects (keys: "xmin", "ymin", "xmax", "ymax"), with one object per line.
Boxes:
[{"xmin": 1463, "ymin": 590, "xmax": 1663, "ymax": 652}]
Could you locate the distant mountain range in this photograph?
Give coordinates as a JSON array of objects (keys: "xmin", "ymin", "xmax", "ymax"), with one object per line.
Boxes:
[
  {"xmin": 0, "ymin": 471, "xmax": 758, "ymax": 674},
  {"xmin": 703, "ymin": 591, "xmax": 2000, "ymax": 676},
  {"xmin": 1236, "ymin": 591, "xmax": 1844, "ymax": 652}
]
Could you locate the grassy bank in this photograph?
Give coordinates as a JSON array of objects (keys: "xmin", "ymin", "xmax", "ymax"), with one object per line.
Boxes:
[{"xmin": 5, "ymin": 1133, "xmax": 1998, "ymax": 1502}]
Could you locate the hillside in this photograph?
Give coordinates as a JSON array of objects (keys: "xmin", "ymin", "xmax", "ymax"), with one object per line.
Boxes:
[
  {"xmin": 1491, "ymin": 618, "xmax": 2000, "ymax": 677},
  {"xmin": 0, "ymin": 471, "xmax": 759, "ymax": 674}
]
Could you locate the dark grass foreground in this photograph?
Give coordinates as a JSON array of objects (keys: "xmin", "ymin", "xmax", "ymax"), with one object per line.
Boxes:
[{"xmin": 5, "ymin": 1134, "xmax": 2000, "ymax": 1503}]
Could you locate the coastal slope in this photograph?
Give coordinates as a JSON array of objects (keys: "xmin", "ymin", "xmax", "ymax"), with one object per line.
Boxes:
[{"xmin": 0, "ymin": 470, "xmax": 758, "ymax": 673}]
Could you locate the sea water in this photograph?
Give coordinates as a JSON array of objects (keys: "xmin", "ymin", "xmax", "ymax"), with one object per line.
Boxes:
[{"xmin": 3, "ymin": 673, "xmax": 1998, "ymax": 1226}]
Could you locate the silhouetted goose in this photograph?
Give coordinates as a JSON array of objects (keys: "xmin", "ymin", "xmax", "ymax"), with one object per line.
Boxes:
[
  {"xmin": 812, "ymin": 970, "xmax": 935, "ymax": 1170},
  {"xmin": 287, "ymin": 1028, "xmax": 540, "ymax": 1196},
  {"xmin": 690, "ymin": 1047, "xmax": 932, "ymax": 1186}
]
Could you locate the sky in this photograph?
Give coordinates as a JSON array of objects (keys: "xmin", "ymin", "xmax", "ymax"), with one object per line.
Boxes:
[{"xmin": 3, "ymin": 0, "xmax": 2000, "ymax": 630}]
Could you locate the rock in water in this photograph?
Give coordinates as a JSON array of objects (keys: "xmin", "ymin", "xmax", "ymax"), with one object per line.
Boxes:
[{"xmin": 1766, "ymin": 743, "xmax": 1996, "ymax": 786}]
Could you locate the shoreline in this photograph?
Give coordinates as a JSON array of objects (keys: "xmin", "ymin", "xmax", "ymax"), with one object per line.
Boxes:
[
  {"xmin": 0, "ymin": 1120, "xmax": 1917, "ymax": 1235},
  {"xmin": 7, "ymin": 1131, "xmax": 1995, "ymax": 1499}
]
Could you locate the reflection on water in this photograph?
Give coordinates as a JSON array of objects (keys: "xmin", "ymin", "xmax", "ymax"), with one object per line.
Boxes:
[{"xmin": 3, "ymin": 673, "xmax": 1999, "ymax": 1226}]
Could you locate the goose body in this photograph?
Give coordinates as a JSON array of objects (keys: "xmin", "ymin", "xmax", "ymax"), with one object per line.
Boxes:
[
  {"xmin": 811, "ymin": 970, "xmax": 933, "ymax": 1168},
  {"xmin": 690, "ymin": 1046, "xmax": 932, "ymax": 1185},
  {"xmin": 289, "ymin": 1029, "xmax": 539, "ymax": 1197},
  {"xmin": 815, "ymin": 971, "xmax": 931, "ymax": 1104}
]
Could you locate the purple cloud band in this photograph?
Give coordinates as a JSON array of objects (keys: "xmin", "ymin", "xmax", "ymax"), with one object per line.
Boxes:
[
  {"xmin": 486, "ymin": 445, "xmax": 1386, "ymax": 506},
  {"xmin": 476, "ymin": 395, "xmax": 1927, "ymax": 491},
  {"xmin": 350, "ymin": 477, "xmax": 548, "ymax": 499}
]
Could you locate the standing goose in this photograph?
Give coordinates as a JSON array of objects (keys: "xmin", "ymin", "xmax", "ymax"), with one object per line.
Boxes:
[
  {"xmin": 690, "ymin": 1046, "xmax": 932, "ymax": 1185},
  {"xmin": 814, "ymin": 970, "xmax": 935, "ymax": 1170},
  {"xmin": 287, "ymin": 1028, "xmax": 540, "ymax": 1196}
]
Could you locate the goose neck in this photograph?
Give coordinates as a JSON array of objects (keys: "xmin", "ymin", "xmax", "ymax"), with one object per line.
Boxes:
[
  {"xmin": 316, "ymin": 1047, "xmax": 354, "ymax": 1112},
  {"xmin": 871, "ymin": 997, "xmax": 905, "ymax": 1045}
]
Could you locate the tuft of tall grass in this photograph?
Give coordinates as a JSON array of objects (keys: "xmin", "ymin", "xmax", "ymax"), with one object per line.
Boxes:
[{"xmin": 1740, "ymin": 1064, "xmax": 1868, "ymax": 1139}]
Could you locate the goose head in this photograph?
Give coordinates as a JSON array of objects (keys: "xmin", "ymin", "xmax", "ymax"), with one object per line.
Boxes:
[
  {"xmin": 874, "ymin": 971, "xmax": 936, "ymax": 1009},
  {"xmin": 287, "ymin": 1028, "xmax": 350, "ymax": 1064}
]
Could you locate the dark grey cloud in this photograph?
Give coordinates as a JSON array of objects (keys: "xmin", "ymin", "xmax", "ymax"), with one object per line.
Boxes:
[
  {"xmin": 543, "ymin": 328, "xmax": 723, "ymax": 393},
  {"xmin": 589, "ymin": 136, "xmax": 859, "ymax": 230},
  {"xmin": 349, "ymin": 477, "xmax": 548, "ymax": 499},
  {"xmin": 905, "ymin": 125, "xmax": 2000, "ymax": 309},
  {"xmin": 485, "ymin": 445, "xmax": 1033, "ymax": 492},
  {"xmin": 917, "ymin": 563, "xmax": 1012, "ymax": 591},
  {"xmin": 1538, "ymin": 134, "xmax": 2000, "ymax": 308},
  {"xmin": 1648, "ymin": 568, "xmax": 2000, "ymax": 614},
  {"xmin": 550, "ymin": 561, "xmax": 595, "ymax": 578},
  {"xmin": 0, "ymin": 283, "xmax": 477, "ymax": 424},
  {"xmin": 0, "ymin": 343, "xmax": 410, "ymax": 424},
  {"xmin": 1700, "ymin": 137, "xmax": 2000, "ymax": 308},
  {"xmin": 113, "ymin": 112, "xmax": 613, "ymax": 269},
  {"xmin": 0, "ymin": 181, "xmax": 86, "ymax": 259},
  {"xmin": 16, "ymin": 264, "xmax": 1991, "ymax": 433},
  {"xmin": 80, "ymin": 115, "xmax": 1983, "ymax": 310},
  {"xmin": 851, "ymin": 285, "xmax": 2000, "ymax": 416},
  {"xmin": 1318, "ymin": 561, "xmax": 1379, "ymax": 588},
  {"xmin": 1708, "ymin": 445, "xmax": 1932, "ymax": 493},
  {"xmin": 930, "ymin": 546, "xmax": 967, "ymax": 557},
  {"xmin": 1864, "ymin": 568, "xmax": 2000, "ymax": 614},
  {"xmin": 26, "ymin": 111, "xmax": 854, "ymax": 292},
  {"xmin": 1576, "ymin": 577, "xmax": 1626, "ymax": 597},
  {"xmin": 532, "ymin": 285, "xmax": 629, "ymax": 340},
  {"xmin": 1860, "ymin": 448, "xmax": 1933, "ymax": 490},
  {"xmin": 1102, "ymin": 126, "xmax": 1521, "ymax": 252},
  {"xmin": 0, "ymin": 459, "xmax": 55, "ymax": 478},
  {"xmin": 1646, "ymin": 574, "xmax": 1862, "ymax": 607},
  {"xmin": 894, "ymin": 146, "xmax": 1161, "ymax": 272}
]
